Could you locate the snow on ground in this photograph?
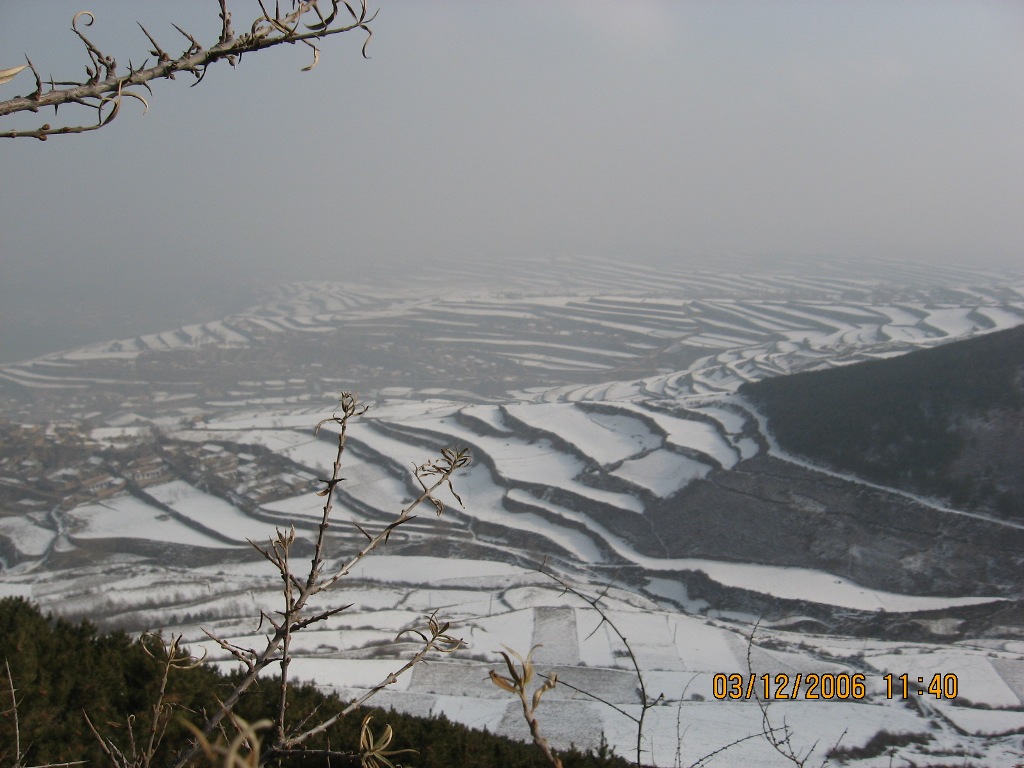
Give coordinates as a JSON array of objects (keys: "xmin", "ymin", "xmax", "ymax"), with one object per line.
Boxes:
[
  {"xmin": 362, "ymin": 673, "xmax": 955, "ymax": 768},
  {"xmin": 616, "ymin": 403, "xmax": 740, "ymax": 468},
  {"xmin": 183, "ymin": 428, "xmax": 315, "ymax": 453},
  {"xmin": 611, "ymin": 450, "xmax": 711, "ymax": 496},
  {"xmin": 197, "ymin": 406, "xmax": 326, "ymax": 432},
  {"xmin": 669, "ymin": 616, "xmax": 749, "ymax": 673},
  {"xmin": 61, "ymin": 345, "xmax": 143, "ymax": 360},
  {"xmin": 866, "ymin": 651, "xmax": 1021, "ymax": 708},
  {"xmin": 147, "ymin": 480, "xmax": 276, "ymax": 542},
  {"xmin": 349, "ymin": 601, "xmax": 1024, "ymax": 766},
  {"xmin": 735, "ymin": 437, "xmax": 759, "ymax": 459},
  {"xmin": 869, "ymin": 303, "xmax": 926, "ymax": 328},
  {"xmin": 334, "ymin": 460, "xmax": 419, "ymax": 519},
  {"xmin": 7, "ymin": 280, "xmax": 1024, "ymax": 763},
  {"xmin": 4, "ymin": 547, "xmax": 1023, "ymax": 765},
  {"xmin": 462, "ymin": 608, "xmax": 536, "ymax": 659},
  {"xmin": 277, "ymin": 439, "xmax": 337, "ymax": 474},
  {"xmin": 0, "ymin": 513, "xmax": 54, "ymax": 556},
  {"xmin": 664, "ymin": 560, "xmax": 1002, "ymax": 612},
  {"xmin": 459, "ymin": 404, "xmax": 513, "ymax": 433},
  {"xmin": 353, "ymin": 555, "xmax": 533, "ymax": 586},
  {"xmin": 368, "ymin": 399, "xmax": 463, "ymax": 422},
  {"xmin": 205, "ymin": 320, "xmax": 249, "ymax": 344},
  {"xmin": 921, "ymin": 307, "xmax": 979, "ymax": 336},
  {"xmin": 345, "ymin": 421, "xmax": 446, "ymax": 473},
  {"xmin": 90, "ymin": 426, "xmax": 152, "ymax": 444},
  {"xmin": 415, "ymin": 414, "xmax": 646, "ymax": 513},
  {"xmin": 429, "ymin": 337, "xmax": 638, "ymax": 360},
  {"xmin": 584, "ymin": 410, "xmax": 664, "ymax": 456},
  {"xmin": 260, "ymin": 491, "xmax": 332, "ymax": 522},
  {"xmin": 435, "ymin": 460, "xmax": 609, "ymax": 564},
  {"xmin": 644, "ymin": 577, "xmax": 710, "ymax": 613},
  {"xmin": 933, "ymin": 704, "xmax": 1024, "ymax": 735},
  {"xmin": 67, "ymin": 495, "xmax": 232, "ymax": 548},
  {"xmin": 975, "ymin": 305, "xmax": 1024, "ymax": 330},
  {"xmin": 503, "ymin": 490, "xmax": 1000, "ymax": 611},
  {"xmin": 503, "ymin": 403, "xmax": 657, "ymax": 465},
  {"xmin": 513, "ymin": 353, "xmax": 614, "ymax": 371},
  {"xmin": 687, "ymin": 403, "xmax": 748, "ymax": 434}
]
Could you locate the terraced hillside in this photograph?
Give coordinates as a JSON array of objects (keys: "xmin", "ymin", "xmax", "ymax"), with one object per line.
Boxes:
[
  {"xmin": 2, "ymin": 255, "xmax": 1024, "ymax": 766},
  {"xmin": 2, "ymin": 255, "xmax": 1021, "ymax": 417}
]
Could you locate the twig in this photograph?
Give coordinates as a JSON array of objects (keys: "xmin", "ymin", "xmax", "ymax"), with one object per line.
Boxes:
[
  {"xmin": 171, "ymin": 393, "xmax": 470, "ymax": 768},
  {"xmin": 540, "ymin": 566, "xmax": 654, "ymax": 768},
  {"xmin": 1, "ymin": 1, "xmax": 378, "ymax": 139},
  {"xmin": 489, "ymin": 646, "xmax": 563, "ymax": 768},
  {"xmin": 84, "ymin": 634, "xmax": 205, "ymax": 768},
  {"xmin": 746, "ymin": 622, "xmax": 846, "ymax": 768},
  {"xmin": 277, "ymin": 614, "xmax": 462, "ymax": 751},
  {"xmin": 3, "ymin": 659, "xmax": 23, "ymax": 768}
]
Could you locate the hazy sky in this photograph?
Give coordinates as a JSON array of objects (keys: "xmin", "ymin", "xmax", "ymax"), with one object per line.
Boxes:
[{"xmin": 1, "ymin": 1, "xmax": 1023, "ymax": 358}]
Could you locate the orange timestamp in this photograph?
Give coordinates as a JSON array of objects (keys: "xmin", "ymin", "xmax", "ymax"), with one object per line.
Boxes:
[
  {"xmin": 713, "ymin": 672, "xmax": 867, "ymax": 700},
  {"xmin": 712, "ymin": 672, "xmax": 959, "ymax": 701}
]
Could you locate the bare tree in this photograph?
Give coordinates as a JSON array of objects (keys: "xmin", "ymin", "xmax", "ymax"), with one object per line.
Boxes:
[{"xmin": 0, "ymin": 1, "xmax": 375, "ymax": 140}]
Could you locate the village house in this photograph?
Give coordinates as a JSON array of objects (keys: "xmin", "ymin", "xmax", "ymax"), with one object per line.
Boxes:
[
  {"xmin": 125, "ymin": 455, "xmax": 173, "ymax": 487},
  {"xmin": 81, "ymin": 473, "xmax": 127, "ymax": 499}
]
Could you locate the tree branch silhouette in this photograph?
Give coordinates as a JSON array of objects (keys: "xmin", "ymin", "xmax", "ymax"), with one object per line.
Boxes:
[{"xmin": 0, "ymin": 1, "xmax": 375, "ymax": 140}]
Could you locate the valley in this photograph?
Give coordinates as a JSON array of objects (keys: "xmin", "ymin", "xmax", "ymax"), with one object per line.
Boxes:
[{"xmin": 2, "ymin": 255, "xmax": 1024, "ymax": 766}]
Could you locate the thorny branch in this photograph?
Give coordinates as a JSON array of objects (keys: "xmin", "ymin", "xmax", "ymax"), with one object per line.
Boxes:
[
  {"xmin": 3, "ymin": 659, "xmax": 24, "ymax": 768},
  {"xmin": 537, "ymin": 567, "xmax": 763, "ymax": 768},
  {"xmin": 540, "ymin": 567, "xmax": 656, "ymax": 768},
  {"xmin": 276, "ymin": 613, "xmax": 463, "ymax": 751},
  {"xmin": 3, "ymin": 660, "xmax": 86, "ymax": 768},
  {"xmin": 745, "ymin": 621, "xmax": 846, "ymax": 768},
  {"xmin": 0, "ymin": 1, "xmax": 376, "ymax": 140},
  {"xmin": 171, "ymin": 393, "xmax": 470, "ymax": 768}
]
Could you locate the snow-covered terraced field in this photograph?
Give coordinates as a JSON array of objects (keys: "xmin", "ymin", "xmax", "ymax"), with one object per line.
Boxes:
[
  {"xmin": 6, "ymin": 390, "xmax": 1023, "ymax": 760},
  {"xmin": 3, "ymin": 557, "xmax": 1022, "ymax": 767},
  {"xmin": 2, "ymin": 256, "xmax": 1021, "ymax": 403},
  {"xmin": 2, "ymin": 257, "xmax": 1024, "ymax": 764},
  {"xmin": 68, "ymin": 494, "xmax": 235, "ymax": 549}
]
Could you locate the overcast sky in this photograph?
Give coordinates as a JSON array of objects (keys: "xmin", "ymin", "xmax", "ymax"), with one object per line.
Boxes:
[{"xmin": 1, "ymin": 1, "xmax": 1023, "ymax": 359}]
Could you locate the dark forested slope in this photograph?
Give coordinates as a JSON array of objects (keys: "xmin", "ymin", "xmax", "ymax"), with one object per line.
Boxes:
[
  {"xmin": 0, "ymin": 598, "xmax": 627, "ymax": 768},
  {"xmin": 740, "ymin": 324, "xmax": 1024, "ymax": 519}
]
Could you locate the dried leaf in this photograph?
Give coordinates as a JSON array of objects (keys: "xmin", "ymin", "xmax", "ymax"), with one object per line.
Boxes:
[
  {"xmin": 301, "ymin": 45, "xmax": 321, "ymax": 72},
  {"xmin": 489, "ymin": 670, "xmax": 516, "ymax": 693},
  {"xmin": 0, "ymin": 64, "xmax": 28, "ymax": 85}
]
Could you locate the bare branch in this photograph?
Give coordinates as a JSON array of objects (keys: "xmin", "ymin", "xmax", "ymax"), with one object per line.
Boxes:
[
  {"xmin": 537, "ymin": 672, "xmax": 638, "ymax": 725},
  {"xmin": 745, "ymin": 622, "xmax": 846, "ymax": 768},
  {"xmin": 540, "ymin": 567, "xmax": 653, "ymax": 767},
  {"xmin": 279, "ymin": 613, "xmax": 463, "ymax": 751},
  {"xmin": 1, "ymin": 1, "xmax": 377, "ymax": 139},
  {"xmin": 3, "ymin": 659, "xmax": 24, "ymax": 768},
  {"xmin": 171, "ymin": 394, "xmax": 470, "ymax": 768},
  {"xmin": 489, "ymin": 645, "xmax": 562, "ymax": 768}
]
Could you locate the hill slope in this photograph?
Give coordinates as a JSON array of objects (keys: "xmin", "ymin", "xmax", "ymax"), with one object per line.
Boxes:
[{"xmin": 740, "ymin": 325, "xmax": 1024, "ymax": 519}]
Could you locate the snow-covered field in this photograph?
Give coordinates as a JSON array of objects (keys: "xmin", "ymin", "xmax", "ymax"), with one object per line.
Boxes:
[
  {"xmin": 2, "ymin": 260, "xmax": 1024, "ymax": 765},
  {"xmin": 68, "ymin": 494, "xmax": 234, "ymax": 548},
  {"xmin": 3, "ymin": 555, "xmax": 1022, "ymax": 767},
  {"xmin": 146, "ymin": 480, "xmax": 276, "ymax": 542}
]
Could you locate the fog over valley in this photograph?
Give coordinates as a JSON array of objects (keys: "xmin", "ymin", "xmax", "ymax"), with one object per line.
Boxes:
[{"xmin": 2, "ymin": 1, "xmax": 1023, "ymax": 360}]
